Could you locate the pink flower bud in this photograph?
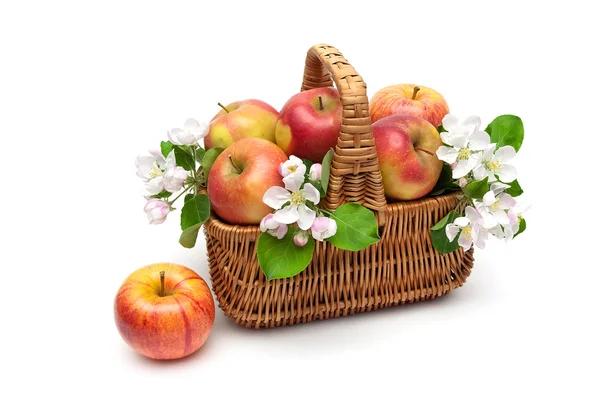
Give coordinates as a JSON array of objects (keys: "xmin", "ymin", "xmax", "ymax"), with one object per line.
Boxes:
[
  {"xmin": 144, "ymin": 199, "xmax": 170, "ymax": 224},
  {"xmin": 451, "ymin": 162, "xmax": 458, "ymax": 169},
  {"xmin": 458, "ymin": 177, "xmax": 468, "ymax": 188},
  {"xmin": 309, "ymin": 163, "xmax": 322, "ymax": 182},
  {"xmin": 311, "ymin": 217, "xmax": 337, "ymax": 241},
  {"xmin": 293, "ymin": 230, "xmax": 309, "ymax": 247}
]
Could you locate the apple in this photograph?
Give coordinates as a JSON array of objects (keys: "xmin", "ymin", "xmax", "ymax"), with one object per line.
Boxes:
[
  {"xmin": 275, "ymin": 87, "xmax": 341, "ymax": 162},
  {"xmin": 372, "ymin": 115, "xmax": 443, "ymax": 200},
  {"xmin": 370, "ymin": 84, "xmax": 450, "ymax": 127},
  {"xmin": 207, "ymin": 137, "xmax": 288, "ymax": 225},
  {"xmin": 204, "ymin": 99, "xmax": 279, "ymax": 149},
  {"xmin": 114, "ymin": 263, "xmax": 215, "ymax": 360}
]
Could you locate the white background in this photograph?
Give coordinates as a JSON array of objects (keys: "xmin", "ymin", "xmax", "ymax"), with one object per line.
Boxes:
[{"xmin": 2, "ymin": 1, "xmax": 598, "ymax": 399}]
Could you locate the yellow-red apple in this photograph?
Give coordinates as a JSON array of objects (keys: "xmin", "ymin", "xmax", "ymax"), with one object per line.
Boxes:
[
  {"xmin": 114, "ymin": 263, "xmax": 215, "ymax": 360},
  {"xmin": 275, "ymin": 87, "xmax": 341, "ymax": 162},
  {"xmin": 207, "ymin": 137, "xmax": 287, "ymax": 225},
  {"xmin": 204, "ymin": 99, "xmax": 279, "ymax": 149},
  {"xmin": 370, "ymin": 84, "xmax": 450, "ymax": 127},
  {"xmin": 372, "ymin": 115, "xmax": 443, "ymax": 200}
]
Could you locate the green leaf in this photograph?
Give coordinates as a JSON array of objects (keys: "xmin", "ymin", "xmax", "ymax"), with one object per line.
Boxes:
[
  {"xmin": 155, "ymin": 190, "xmax": 172, "ymax": 199},
  {"xmin": 257, "ymin": 229, "xmax": 315, "ymax": 280},
  {"xmin": 504, "ymin": 179, "xmax": 524, "ymax": 197},
  {"xmin": 463, "ymin": 177, "xmax": 489, "ymax": 199},
  {"xmin": 430, "ymin": 211, "xmax": 461, "ymax": 254},
  {"xmin": 485, "ymin": 115, "xmax": 524, "ymax": 152},
  {"xmin": 327, "ymin": 203, "xmax": 379, "ymax": 251},
  {"xmin": 173, "ymin": 145, "xmax": 196, "ymax": 171},
  {"xmin": 321, "ymin": 148, "xmax": 334, "ymax": 194},
  {"xmin": 202, "ymin": 147, "xmax": 224, "ymax": 179},
  {"xmin": 302, "ymin": 158, "xmax": 314, "ymax": 170},
  {"xmin": 437, "ymin": 124, "xmax": 447, "ymax": 133},
  {"xmin": 180, "ymin": 193, "xmax": 210, "ymax": 231},
  {"xmin": 513, "ymin": 218, "xmax": 526, "ymax": 238},
  {"xmin": 194, "ymin": 146, "xmax": 206, "ymax": 163},
  {"xmin": 160, "ymin": 141, "xmax": 174, "ymax": 158},
  {"xmin": 179, "ymin": 223, "xmax": 204, "ymax": 249},
  {"xmin": 430, "ymin": 163, "xmax": 459, "ymax": 196}
]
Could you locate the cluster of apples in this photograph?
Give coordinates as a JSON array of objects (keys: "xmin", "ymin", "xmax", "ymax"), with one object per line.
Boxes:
[{"xmin": 205, "ymin": 83, "xmax": 449, "ymax": 225}]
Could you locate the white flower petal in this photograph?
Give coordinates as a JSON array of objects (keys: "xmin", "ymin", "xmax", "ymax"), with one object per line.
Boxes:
[
  {"xmin": 494, "ymin": 146, "xmax": 516, "ymax": 162},
  {"xmin": 472, "ymin": 165, "xmax": 488, "ymax": 181},
  {"xmin": 490, "ymin": 182, "xmax": 510, "ymax": 195},
  {"xmin": 452, "ymin": 157, "xmax": 479, "ymax": 179},
  {"xmin": 136, "ymin": 156, "xmax": 155, "ymax": 179},
  {"xmin": 458, "ymin": 232, "xmax": 473, "ymax": 251},
  {"xmin": 497, "ymin": 164, "xmax": 517, "ymax": 183},
  {"xmin": 468, "ymin": 130, "xmax": 491, "ymax": 151},
  {"xmin": 446, "ymin": 133, "xmax": 469, "ymax": 148},
  {"xmin": 273, "ymin": 205, "xmax": 299, "ymax": 224},
  {"xmin": 480, "ymin": 211, "xmax": 498, "ymax": 230},
  {"xmin": 446, "ymin": 224, "xmax": 460, "ymax": 241},
  {"xmin": 462, "ymin": 116, "xmax": 482, "ymax": 132},
  {"xmin": 436, "ymin": 146, "xmax": 458, "ymax": 164},
  {"xmin": 442, "ymin": 114, "xmax": 459, "ymax": 132},
  {"xmin": 492, "ymin": 209, "xmax": 510, "ymax": 225},
  {"xmin": 164, "ymin": 150, "xmax": 177, "ymax": 170},
  {"xmin": 148, "ymin": 150, "xmax": 165, "ymax": 164},
  {"xmin": 465, "ymin": 206, "xmax": 482, "ymax": 223},
  {"xmin": 482, "ymin": 190, "xmax": 496, "ymax": 206},
  {"xmin": 262, "ymin": 186, "xmax": 292, "ymax": 209},
  {"xmin": 454, "ymin": 217, "xmax": 470, "ymax": 228},
  {"xmin": 498, "ymin": 193, "xmax": 516, "ymax": 209},
  {"xmin": 301, "ymin": 183, "xmax": 321, "ymax": 204},
  {"xmin": 275, "ymin": 224, "xmax": 288, "ymax": 239},
  {"xmin": 297, "ymin": 205, "xmax": 316, "ymax": 230},
  {"xmin": 146, "ymin": 176, "xmax": 164, "ymax": 195},
  {"xmin": 283, "ymin": 171, "xmax": 304, "ymax": 193}
]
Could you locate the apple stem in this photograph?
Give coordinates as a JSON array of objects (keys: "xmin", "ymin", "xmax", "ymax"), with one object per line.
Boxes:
[
  {"xmin": 228, "ymin": 154, "xmax": 242, "ymax": 174},
  {"xmin": 415, "ymin": 147, "xmax": 435, "ymax": 156},
  {"xmin": 159, "ymin": 271, "xmax": 165, "ymax": 297},
  {"xmin": 318, "ymin": 96, "xmax": 324, "ymax": 111},
  {"xmin": 217, "ymin": 102, "xmax": 230, "ymax": 113},
  {"xmin": 412, "ymin": 86, "xmax": 420, "ymax": 100}
]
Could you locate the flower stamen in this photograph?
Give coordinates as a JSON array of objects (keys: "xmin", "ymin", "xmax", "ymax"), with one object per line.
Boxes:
[{"xmin": 457, "ymin": 148, "xmax": 472, "ymax": 160}]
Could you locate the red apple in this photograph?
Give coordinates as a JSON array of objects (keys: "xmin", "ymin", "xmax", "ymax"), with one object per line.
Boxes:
[
  {"xmin": 204, "ymin": 99, "xmax": 279, "ymax": 149},
  {"xmin": 275, "ymin": 87, "xmax": 341, "ymax": 162},
  {"xmin": 207, "ymin": 137, "xmax": 288, "ymax": 225},
  {"xmin": 372, "ymin": 115, "xmax": 443, "ymax": 200},
  {"xmin": 114, "ymin": 263, "xmax": 215, "ymax": 360},
  {"xmin": 370, "ymin": 84, "xmax": 450, "ymax": 127}
]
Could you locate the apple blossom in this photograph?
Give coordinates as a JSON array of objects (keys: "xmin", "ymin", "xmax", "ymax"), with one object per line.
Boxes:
[
  {"xmin": 260, "ymin": 214, "xmax": 288, "ymax": 239},
  {"xmin": 473, "ymin": 145, "xmax": 517, "ymax": 183},
  {"xmin": 168, "ymin": 118, "xmax": 208, "ymax": 145},
  {"xmin": 475, "ymin": 183, "xmax": 517, "ymax": 228},
  {"xmin": 309, "ymin": 163, "xmax": 322, "ymax": 182},
  {"xmin": 445, "ymin": 206, "xmax": 487, "ymax": 251},
  {"xmin": 144, "ymin": 199, "xmax": 170, "ymax": 224},
  {"xmin": 436, "ymin": 115, "xmax": 490, "ymax": 179},
  {"xmin": 293, "ymin": 230, "xmax": 310, "ymax": 247},
  {"xmin": 279, "ymin": 155, "xmax": 306, "ymax": 177},
  {"xmin": 136, "ymin": 150, "xmax": 177, "ymax": 195},
  {"xmin": 503, "ymin": 201, "xmax": 530, "ymax": 241},
  {"xmin": 311, "ymin": 217, "xmax": 337, "ymax": 242},
  {"xmin": 163, "ymin": 166, "xmax": 189, "ymax": 193},
  {"xmin": 458, "ymin": 177, "xmax": 468, "ymax": 188},
  {"xmin": 262, "ymin": 173, "xmax": 320, "ymax": 230}
]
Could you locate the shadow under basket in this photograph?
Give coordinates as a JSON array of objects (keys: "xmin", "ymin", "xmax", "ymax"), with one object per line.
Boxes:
[{"xmin": 203, "ymin": 44, "xmax": 474, "ymax": 328}]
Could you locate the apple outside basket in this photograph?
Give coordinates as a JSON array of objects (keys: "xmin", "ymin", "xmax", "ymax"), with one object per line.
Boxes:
[{"xmin": 203, "ymin": 44, "xmax": 474, "ymax": 328}]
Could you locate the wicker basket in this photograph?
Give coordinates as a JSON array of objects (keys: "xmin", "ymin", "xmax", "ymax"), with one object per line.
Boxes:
[{"xmin": 203, "ymin": 44, "xmax": 474, "ymax": 328}]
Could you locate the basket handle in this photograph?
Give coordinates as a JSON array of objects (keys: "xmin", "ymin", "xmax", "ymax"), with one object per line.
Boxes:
[{"xmin": 301, "ymin": 44, "xmax": 387, "ymax": 224}]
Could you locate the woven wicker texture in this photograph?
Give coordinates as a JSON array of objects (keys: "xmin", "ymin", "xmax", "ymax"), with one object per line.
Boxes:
[{"xmin": 204, "ymin": 44, "xmax": 474, "ymax": 328}]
